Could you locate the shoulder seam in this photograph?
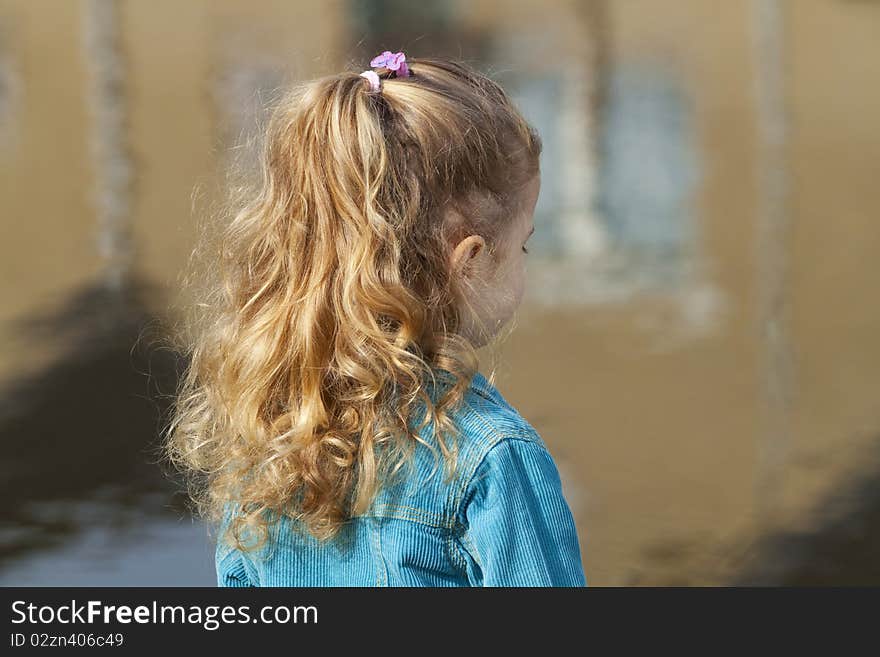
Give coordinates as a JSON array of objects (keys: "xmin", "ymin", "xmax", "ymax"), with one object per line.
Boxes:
[
  {"xmin": 463, "ymin": 397, "xmax": 543, "ymax": 449},
  {"xmin": 449, "ymin": 431, "xmax": 547, "ymax": 526}
]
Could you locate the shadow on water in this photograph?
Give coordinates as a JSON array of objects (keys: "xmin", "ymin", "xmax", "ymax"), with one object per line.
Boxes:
[
  {"xmin": 730, "ymin": 440, "xmax": 880, "ymax": 586},
  {"xmin": 0, "ymin": 277, "xmax": 188, "ymax": 568},
  {"xmin": 634, "ymin": 436, "xmax": 880, "ymax": 586}
]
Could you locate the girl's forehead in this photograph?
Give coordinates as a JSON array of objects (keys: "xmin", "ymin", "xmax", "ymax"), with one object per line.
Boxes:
[
  {"xmin": 521, "ymin": 175, "xmax": 540, "ymax": 214},
  {"xmin": 522, "ymin": 173, "xmax": 541, "ymax": 202}
]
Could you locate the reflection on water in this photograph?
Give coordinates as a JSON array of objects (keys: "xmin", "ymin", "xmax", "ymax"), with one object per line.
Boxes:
[
  {"xmin": 0, "ymin": 278, "xmax": 195, "ymax": 582},
  {"xmin": 595, "ymin": 62, "xmax": 699, "ymax": 268},
  {"xmin": 0, "ymin": 491, "xmax": 214, "ymax": 587}
]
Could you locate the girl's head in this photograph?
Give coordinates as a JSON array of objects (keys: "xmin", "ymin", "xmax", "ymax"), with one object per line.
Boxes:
[
  {"xmin": 450, "ymin": 171, "xmax": 540, "ymax": 348},
  {"xmin": 282, "ymin": 56, "xmax": 542, "ymax": 347},
  {"xmin": 164, "ymin": 55, "xmax": 542, "ymax": 550}
]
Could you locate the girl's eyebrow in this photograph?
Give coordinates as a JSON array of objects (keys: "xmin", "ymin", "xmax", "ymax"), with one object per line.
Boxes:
[{"xmin": 527, "ymin": 226, "xmax": 535, "ymax": 237}]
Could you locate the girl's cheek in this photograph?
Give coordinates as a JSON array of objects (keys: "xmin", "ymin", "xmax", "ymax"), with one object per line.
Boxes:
[{"xmin": 514, "ymin": 271, "xmax": 526, "ymax": 305}]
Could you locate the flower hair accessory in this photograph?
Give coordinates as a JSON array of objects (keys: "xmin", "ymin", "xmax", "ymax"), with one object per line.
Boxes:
[
  {"xmin": 359, "ymin": 50, "xmax": 410, "ymax": 92},
  {"xmin": 370, "ymin": 50, "xmax": 410, "ymax": 77}
]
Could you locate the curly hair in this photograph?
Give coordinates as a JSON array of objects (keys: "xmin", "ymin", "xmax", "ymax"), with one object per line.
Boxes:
[{"xmin": 161, "ymin": 56, "xmax": 542, "ymax": 555}]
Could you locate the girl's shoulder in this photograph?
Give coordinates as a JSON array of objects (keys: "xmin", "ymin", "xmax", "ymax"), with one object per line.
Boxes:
[
  {"xmin": 437, "ymin": 370, "xmax": 553, "ymax": 503},
  {"xmin": 459, "ymin": 370, "xmax": 548, "ymax": 454},
  {"xmin": 369, "ymin": 371, "xmax": 549, "ymax": 525}
]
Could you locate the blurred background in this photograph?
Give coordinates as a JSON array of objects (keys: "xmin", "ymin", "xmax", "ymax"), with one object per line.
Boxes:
[{"xmin": 1, "ymin": 0, "xmax": 878, "ymax": 586}]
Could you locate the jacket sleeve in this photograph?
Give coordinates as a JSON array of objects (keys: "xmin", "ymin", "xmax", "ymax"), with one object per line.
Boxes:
[
  {"xmin": 216, "ymin": 543, "xmax": 255, "ymax": 587},
  {"xmin": 457, "ymin": 437, "xmax": 587, "ymax": 587},
  {"xmin": 215, "ymin": 505, "xmax": 256, "ymax": 587}
]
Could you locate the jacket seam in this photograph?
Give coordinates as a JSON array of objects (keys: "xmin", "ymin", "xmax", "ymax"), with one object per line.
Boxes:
[
  {"xmin": 370, "ymin": 518, "xmax": 389, "ymax": 586},
  {"xmin": 464, "ymin": 393, "xmax": 537, "ymax": 451},
  {"xmin": 359, "ymin": 504, "xmax": 452, "ymax": 529},
  {"xmin": 457, "ymin": 531, "xmax": 482, "ymax": 572},
  {"xmin": 447, "ymin": 534, "xmax": 469, "ymax": 572},
  {"xmin": 450, "ymin": 433, "xmax": 544, "ymax": 528},
  {"xmin": 444, "ymin": 392, "xmax": 543, "ymax": 525},
  {"xmin": 443, "ymin": 399, "xmax": 498, "ymax": 519}
]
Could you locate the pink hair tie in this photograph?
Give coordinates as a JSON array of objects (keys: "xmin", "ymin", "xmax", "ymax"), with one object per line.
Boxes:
[
  {"xmin": 359, "ymin": 69, "xmax": 381, "ymax": 92},
  {"xmin": 360, "ymin": 51, "xmax": 410, "ymax": 93}
]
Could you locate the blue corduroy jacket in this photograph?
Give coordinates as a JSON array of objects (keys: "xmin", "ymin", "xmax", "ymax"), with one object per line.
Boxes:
[{"xmin": 216, "ymin": 370, "xmax": 586, "ymax": 586}]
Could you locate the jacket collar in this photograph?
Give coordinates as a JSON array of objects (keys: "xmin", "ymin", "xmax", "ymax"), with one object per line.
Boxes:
[
  {"xmin": 423, "ymin": 368, "xmax": 509, "ymax": 409},
  {"xmin": 469, "ymin": 370, "xmax": 510, "ymax": 409}
]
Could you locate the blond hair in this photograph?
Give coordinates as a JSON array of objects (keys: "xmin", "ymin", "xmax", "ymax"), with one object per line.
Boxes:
[{"xmin": 162, "ymin": 57, "xmax": 542, "ymax": 553}]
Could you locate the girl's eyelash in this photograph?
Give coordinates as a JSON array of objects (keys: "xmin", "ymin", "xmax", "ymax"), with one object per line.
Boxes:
[{"xmin": 522, "ymin": 245, "xmax": 529, "ymax": 254}]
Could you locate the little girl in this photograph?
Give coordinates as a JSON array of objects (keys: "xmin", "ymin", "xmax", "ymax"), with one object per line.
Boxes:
[{"xmin": 164, "ymin": 51, "xmax": 586, "ymax": 587}]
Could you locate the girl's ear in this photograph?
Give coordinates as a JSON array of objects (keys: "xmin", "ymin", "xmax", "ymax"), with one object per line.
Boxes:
[{"xmin": 450, "ymin": 234, "xmax": 487, "ymax": 279}]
